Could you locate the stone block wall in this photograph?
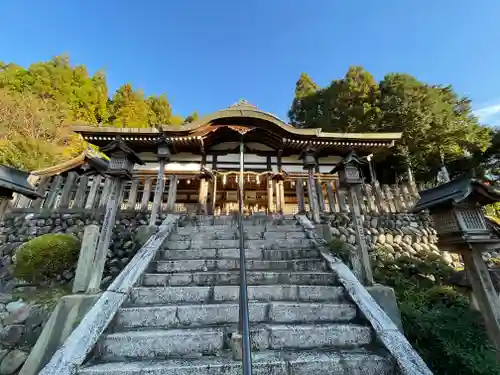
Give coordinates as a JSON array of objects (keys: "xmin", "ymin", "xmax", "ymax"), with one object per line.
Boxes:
[{"xmin": 327, "ymin": 212, "xmax": 464, "ymax": 269}]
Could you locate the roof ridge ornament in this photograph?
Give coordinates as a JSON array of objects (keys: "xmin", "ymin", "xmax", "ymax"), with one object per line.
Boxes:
[{"xmin": 229, "ymin": 99, "xmax": 256, "ymax": 108}]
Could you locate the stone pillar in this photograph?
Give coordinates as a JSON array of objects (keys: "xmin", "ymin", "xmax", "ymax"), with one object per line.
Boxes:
[
  {"xmin": 141, "ymin": 177, "xmax": 153, "ymax": 211},
  {"xmin": 17, "ymin": 176, "xmax": 39, "ymax": 208},
  {"xmin": 295, "ymin": 178, "xmax": 305, "ymax": 214},
  {"xmin": 462, "ymin": 248, "xmax": 500, "ymax": 356},
  {"xmin": 44, "ymin": 175, "xmax": 63, "ymax": 210},
  {"xmin": 277, "ymin": 180, "xmax": 285, "ymax": 213},
  {"xmin": 210, "ymin": 176, "xmax": 218, "ymax": 215},
  {"xmin": 166, "ymin": 175, "xmax": 178, "ymax": 213},
  {"xmin": 150, "ymin": 159, "xmax": 166, "ymax": 226},
  {"xmin": 127, "ymin": 179, "xmax": 139, "ymax": 210},
  {"xmin": 0, "ymin": 197, "xmax": 10, "ymax": 220},
  {"xmin": 31, "ymin": 176, "xmax": 51, "ymax": 210},
  {"xmin": 326, "ymin": 181, "xmax": 337, "ymax": 213},
  {"xmin": 72, "ymin": 176, "xmax": 89, "ymax": 209},
  {"xmin": 98, "ymin": 178, "xmax": 113, "ymax": 209},
  {"xmin": 346, "ymin": 185, "xmax": 374, "ymax": 285},
  {"xmin": 267, "ymin": 177, "xmax": 274, "ymax": 213},
  {"xmin": 59, "ymin": 172, "xmax": 78, "ymax": 209},
  {"xmin": 87, "ymin": 178, "xmax": 126, "ymax": 293},
  {"xmin": 316, "ymin": 179, "xmax": 325, "ymax": 212},
  {"xmin": 73, "ymin": 224, "xmax": 100, "ymax": 293},
  {"xmin": 85, "ymin": 175, "xmax": 102, "ymax": 210},
  {"xmin": 198, "ymin": 178, "xmax": 209, "ymax": 214},
  {"xmin": 307, "ymin": 169, "xmax": 320, "ymax": 223}
]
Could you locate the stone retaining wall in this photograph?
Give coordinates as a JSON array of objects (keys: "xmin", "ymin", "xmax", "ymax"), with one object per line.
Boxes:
[{"xmin": 326, "ymin": 212, "xmax": 465, "ymax": 269}]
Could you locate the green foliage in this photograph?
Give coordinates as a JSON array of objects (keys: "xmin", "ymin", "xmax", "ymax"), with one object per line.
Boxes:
[
  {"xmin": 373, "ymin": 248, "xmax": 500, "ymax": 374},
  {"xmin": 328, "ymin": 237, "xmax": 351, "ymax": 265},
  {"xmin": 0, "ymin": 54, "xmax": 197, "ymax": 171},
  {"xmin": 13, "ymin": 234, "xmax": 81, "ymax": 283},
  {"xmin": 288, "ymin": 67, "xmax": 492, "ymax": 182}
]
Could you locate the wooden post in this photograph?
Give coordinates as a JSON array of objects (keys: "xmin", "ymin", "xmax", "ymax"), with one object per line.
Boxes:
[
  {"xmin": 166, "ymin": 175, "xmax": 178, "ymax": 213},
  {"xmin": 211, "ymin": 176, "xmax": 218, "ymax": 215},
  {"xmin": 98, "ymin": 178, "xmax": 113, "ymax": 209},
  {"xmin": 72, "ymin": 176, "xmax": 89, "ymax": 209},
  {"xmin": 462, "ymin": 247, "xmax": 500, "ymax": 357},
  {"xmin": 31, "ymin": 176, "xmax": 51, "ymax": 210},
  {"xmin": 295, "ymin": 178, "xmax": 305, "ymax": 214},
  {"xmin": 59, "ymin": 172, "xmax": 78, "ymax": 209},
  {"xmin": 267, "ymin": 177, "xmax": 274, "ymax": 213},
  {"xmin": 44, "ymin": 175, "xmax": 63, "ymax": 210},
  {"xmin": 140, "ymin": 177, "xmax": 153, "ymax": 211},
  {"xmin": 85, "ymin": 175, "xmax": 102, "ymax": 210},
  {"xmin": 87, "ymin": 178, "xmax": 125, "ymax": 293},
  {"xmin": 346, "ymin": 185, "xmax": 374, "ymax": 285},
  {"xmin": 127, "ymin": 179, "xmax": 139, "ymax": 210},
  {"xmin": 150, "ymin": 159, "xmax": 166, "ymax": 226}
]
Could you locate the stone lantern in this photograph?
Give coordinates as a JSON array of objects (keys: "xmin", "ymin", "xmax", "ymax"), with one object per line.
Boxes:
[
  {"xmin": 412, "ymin": 177, "xmax": 500, "ymax": 357},
  {"xmin": 0, "ymin": 165, "xmax": 41, "ymax": 218},
  {"xmin": 301, "ymin": 145, "xmax": 320, "ymax": 223},
  {"xmin": 87, "ymin": 136, "xmax": 144, "ymax": 293},
  {"xmin": 150, "ymin": 135, "xmax": 171, "ymax": 226},
  {"xmin": 331, "ymin": 152, "xmax": 373, "ymax": 285}
]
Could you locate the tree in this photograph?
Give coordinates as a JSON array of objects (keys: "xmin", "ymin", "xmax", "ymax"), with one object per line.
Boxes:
[
  {"xmin": 184, "ymin": 111, "xmax": 199, "ymax": 123},
  {"xmin": 146, "ymin": 94, "xmax": 172, "ymax": 127},
  {"xmin": 288, "ymin": 68, "xmax": 492, "ymax": 182},
  {"xmin": 108, "ymin": 84, "xmax": 150, "ymax": 128}
]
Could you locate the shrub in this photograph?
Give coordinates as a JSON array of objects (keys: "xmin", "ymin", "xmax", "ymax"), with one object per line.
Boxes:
[
  {"xmin": 14, "ymin": 233, "xmax": 81, "ymax": 283},
  {"xmin": 373, "ymin": 247, "xmax": 500, "ymax": 374}
]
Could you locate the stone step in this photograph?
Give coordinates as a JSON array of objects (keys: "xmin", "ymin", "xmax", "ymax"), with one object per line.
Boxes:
[
  {"xmin": 115, "ymin": 302, "xmax": 357, "ymax": 329},
  {"xmin": 79, "ymin": 350, "xmax": 394, "ymax": 375},
  {"xmin": 142, "ymin": 271, "xmax": 336, "ymax": 287},
  {"xmin": 98, "ymin": 324, "xmax": 372, "ymax": 360},
  {"xmin": 150, "ymin": 259, "xmax": 326, "ymax": 273},
  {"xmin": 97, "ymin": 328, "xmax": 224, "ymax": 360},
  {"xmin": 163, "ymin": 238, "xmax": 314, "ymax": 250},
  {"xmin": 158, "ymin": 247, "xmax": 320, "ymax": 261},
  {"xmin": 128, "ymin": 285, "xmax": 346, "ymax": 305}
]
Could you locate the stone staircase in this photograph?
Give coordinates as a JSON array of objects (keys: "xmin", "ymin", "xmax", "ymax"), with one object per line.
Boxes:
[{"xmin": 78, "ymin": 216, "xmax": 396, "ymax": 374}]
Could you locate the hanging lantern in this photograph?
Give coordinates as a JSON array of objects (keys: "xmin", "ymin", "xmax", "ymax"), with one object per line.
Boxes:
[
  {"xmin": 291, "ymin": 181, "xmax": 295, "ymax": 187},
  {"xmin": 187, "ymin": 179, "xmax": 191, "ymax": 184},
  {"xmin": 247, "ymin": 175, "xmax": 250, "ymax": 183},
  {"xmin": 256, "ymin": 175, "xmax": 260, "ymax": 185},
  {"xmin": 236, "ymin": 175, "xmax": 239, "ymax": 184},
  {"xmin": 222, "ymin": 175, "xmax": 227, "ymax": 185}
]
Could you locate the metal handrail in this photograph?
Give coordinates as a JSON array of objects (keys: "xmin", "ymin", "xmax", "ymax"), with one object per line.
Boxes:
[{"xmin": 237, "ymin": 140, "xmax": 253, "ymax": 375}]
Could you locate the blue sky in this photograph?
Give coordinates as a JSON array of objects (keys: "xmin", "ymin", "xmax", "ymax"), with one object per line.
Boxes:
[{"xmin": 1, "ymin": 0, "xmax": 500, "ymax": 124}]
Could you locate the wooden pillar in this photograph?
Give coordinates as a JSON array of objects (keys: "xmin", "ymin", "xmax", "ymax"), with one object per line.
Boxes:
[
  {"xmin": 150, "ymin": 159, "xmax": 166, "ymax": 226},
  {"xmin": 326, "ymin": 181, "xmax": 337, "ymax": 213},
  {"xmin": 462, "ymin": 247, "xmax": 500, "ymax": 357},
  {"xmin": 166, "ymin": 175, "xmax": 178, "ymax": 213},
  {"xmin": 44, "ymin": 175, "xmax": 63, "ymax": 210},
  {"xmin": 31, "ymin": 176, "xmax": 51, "ymax": 210},
  {"xmin": 140, "ymin": 177, "xmax": 153, "ymax": 211},
  {"xmin": 295, "ymin": 178, "xmax": 305, "ymax": 214},
  {"xmin": 346, "ymin": 184, "xmax": 374, "ymax": 285},
  {"xmin": 198, "ymin": 178, "xmax": 209, "ymax": 215},
  {"xmin": 127, "ymin": 179, "xmax": 139, "ymax": 210},
  {"xmin": 98, "ymin": 178, "xmax": 113, "ymax": 209},
  {"xmin": 87, "ymin": 178, "xmax": 126, "ymax": 293},
  {"xmin": 267, "ymin": 177, "xmax": 274, "ymax": 213},
  {"xmin": 72, "ymin": 175, "xmax": 89, "ymax": 209},
  {"xmin": 59, "ymin": 172, "xmax": 78, "ymax": 209},
  {"xmin": 315, "ymin": 179, "xmax": 325, "ymax": 212},
  {"xmin": 85, "ymin": 175, "xmax": 102, "ymax": 210}
]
